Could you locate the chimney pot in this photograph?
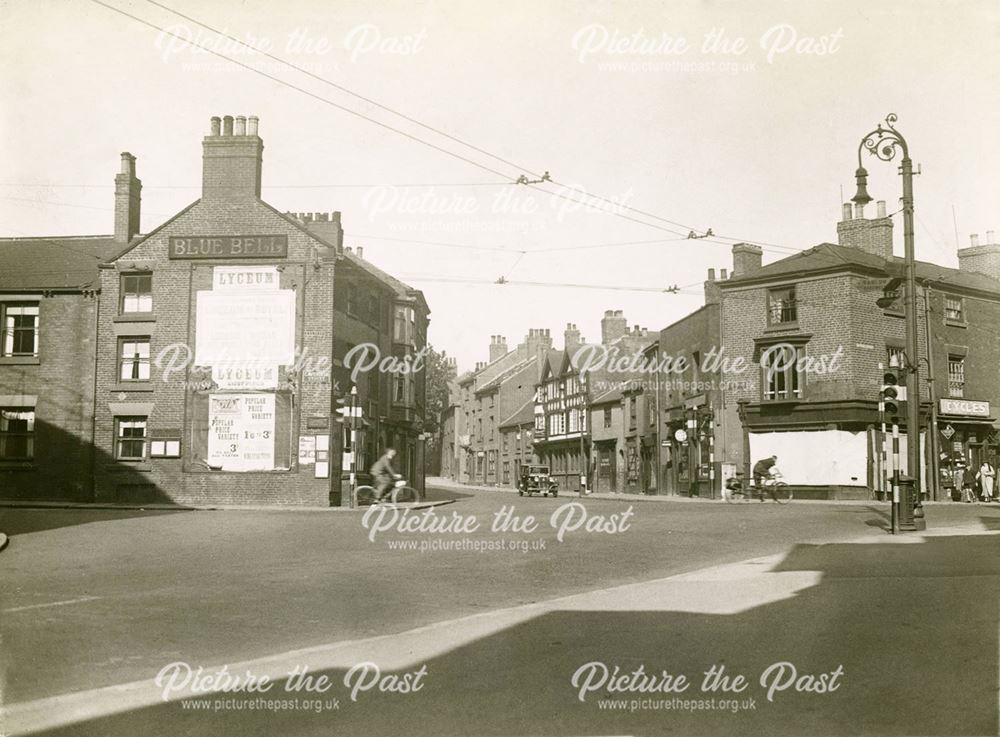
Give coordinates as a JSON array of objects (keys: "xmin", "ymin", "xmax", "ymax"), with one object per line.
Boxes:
[
  {"xmin": 841, "ymin": 202, "xmax": 853, "ymax": 221},
  {"xmin": 987, "ymin": 230, "xmax": 995, "ymax": 244},
  {"xmin": 114, "ymin": 152, "xmax": 141, "ymax": 243},
  {"xmin": 721, "ymin": 268, "xmax": 728, "ymax": 279},
  {"xmin": 707, "ymin": 268, "xmax": 716, "ymax": 281},
  {"xmin": 356, "ymin": 246, "xmax": 363, "ymax": 259},
  {"xmin": 970, "ymin": 233, "xmax": 980, "ymax": 247},
  {"xmin": 247, "ymin": 116, "xmax": 259, "ymax": 136},
  {"xmin": 234, "ymin": 115, "xmax": 246, "ymax": 136},
  {"xmin": 876, "ymin": 200, "xmax": 887, "ymax": 218},
  {"xmin": 222, "ymin": 115, "xmax": 234, "ymax": 136},
  {"xmin": 854, "ymin": 202, "xmax": 865, "ymax": 219},
  {"xmin": 210, "ymin": 116, "xmax": 221, "ymax": 136}
]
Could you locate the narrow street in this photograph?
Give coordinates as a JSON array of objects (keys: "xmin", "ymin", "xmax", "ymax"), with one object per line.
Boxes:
[{"xmin": 2, "ymin": 485, "xmax": 998, "ymax": 736}]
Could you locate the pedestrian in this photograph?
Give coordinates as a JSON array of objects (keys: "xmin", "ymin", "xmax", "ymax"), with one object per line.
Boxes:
[
  {"xmin": 977, "ymin": 459, "xmax": 995, "ymax": 502},
  {"xmin": 961, "ymin": 463, "xmax": 977, "ymax": 503}
]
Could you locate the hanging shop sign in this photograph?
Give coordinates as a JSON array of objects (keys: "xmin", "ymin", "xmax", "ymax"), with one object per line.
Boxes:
[{"xmin": 169, "ymin": 235, "xmax": 288, "ymax": 259}]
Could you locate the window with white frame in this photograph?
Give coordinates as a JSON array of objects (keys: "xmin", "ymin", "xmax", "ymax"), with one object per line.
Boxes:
[
  {"xmin": 767, "ymin": 286, "xmax": 797, "ymax": 325},
  {"xmin": 948, "ymin": 355, "xmax": 965, "ymax": 398},
  {"xmin": 120, "ymin": 273, "xmax": 152, "ymax": 313},
  {"xmin": 0, "ymin": 408, "xmax": 34, "ymax": 459},
  {"xmin": 119, "ymin": 338, "xmax": 151, "ymax": 381},
  {"xmin": 2, "ymin": 303, "xmax": 39, "ymax": 357},
  {"xmin": 762, "ymin": 344, "xmax": 803, "ymax": 400},
  {"xmin": 944, "ymin": 296, "xmax": 964, "ymax": 322},
  {"xmin": 115, "ymin": 417, "xmax": 147, "ymax": 460}
]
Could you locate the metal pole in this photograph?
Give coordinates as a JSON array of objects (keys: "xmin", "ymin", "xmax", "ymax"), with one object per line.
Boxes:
[
  {"xmin": 878, "ymin": 361, "xmax": 887, "ymax": 499},
  {"xmin": 349, "ymin": 385, "xmax": 358, "ymax": 504},
  {"xmin": 892, "ymin": 422, "xmax": 900, "ymax": 534},
  {"xmin": 923, "ymin": 287, "xmax": 940, "ymax": 501},
  {"xmin": 708, "ymin": 405, "xmax": 716, "ymax": 500},
  {"xmin": 901, "ymin": 154, "xmax": 922, "ymax": 501}
]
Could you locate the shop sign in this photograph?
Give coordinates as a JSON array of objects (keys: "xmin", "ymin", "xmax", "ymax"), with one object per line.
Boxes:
[
  {"xmin": 169, "ymin": 235, "xmax": 288, "ymax": 259},
  {"xmin": 213, "ymin": 266, "xmax": 280, "ymax": 291},
  {"xmin": 939, "ymin": 398, "xmax": 990, "ymax": 417},
  {"xmin": 941, "ymin": 424, "xmax": 955, "ymax": 440},
  {"xmin": 674, "ymin": 429, "xmax": 688, "ymax": 443}
]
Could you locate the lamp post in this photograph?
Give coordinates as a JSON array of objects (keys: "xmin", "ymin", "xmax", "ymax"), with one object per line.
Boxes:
[{"xmin": 854, "ymin": 114, "xmax": 923, "ymax": 520}]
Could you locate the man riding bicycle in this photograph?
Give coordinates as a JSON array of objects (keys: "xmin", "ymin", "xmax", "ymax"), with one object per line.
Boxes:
[
  {"xmin": 752, "ymin": 455, "xmax": 779, "ymax": 490},
  {"xmin": 370, "ymin": 448, "xmax": 399, "ymax": 504}
]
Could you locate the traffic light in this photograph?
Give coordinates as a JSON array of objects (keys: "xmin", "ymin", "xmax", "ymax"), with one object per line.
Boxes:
[{"xmin": 881, "ymin": 368, "xmax": 900, "ymax": 423}]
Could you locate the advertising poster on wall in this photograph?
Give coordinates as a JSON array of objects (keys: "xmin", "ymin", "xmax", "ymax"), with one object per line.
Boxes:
[{"xmin": 207, "ymin": 394, "xmax": 276, "ymax": 471}]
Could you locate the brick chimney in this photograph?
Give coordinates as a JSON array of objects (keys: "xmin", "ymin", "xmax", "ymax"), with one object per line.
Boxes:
[
  {"xmin": 203, "ymin": 114, "xmax": 263, "ymax": 199},
  {"xmin": 704, "ymin": 267, "xmax": 723, "ymax": 305},
  {"xmin": 564, "ymin": 323, "xmax": 581, "ymax": 351},
  {"xmin": 114, "ymin": 152, "xmax": 141, "ymax": 243},
  {"xmin": 524, "ymin": 328, "xmax": 553, "ymax": 360},
  {"xmin": 489, "ymin": 335, "xmax": 508, "ymax": 363},
  {"xmin": 837, "ymin": 200, "xmax": 893, "ymax": 259},
  {"xmin": 958, "ymin": 231, "xmax": 1000, "ymax": 280},
  {"xmin": 731, "ymin": 243, "xmax": 763, "ymax": 277},
  {"xmin": 601, "ymin": 310, "xmax": 627, "ymax": 344}
]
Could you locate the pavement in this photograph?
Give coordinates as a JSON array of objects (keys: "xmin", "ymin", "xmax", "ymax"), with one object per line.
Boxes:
[{"xmin": 1, "ymin": 484, "xmax": 998, "ymax": 736}]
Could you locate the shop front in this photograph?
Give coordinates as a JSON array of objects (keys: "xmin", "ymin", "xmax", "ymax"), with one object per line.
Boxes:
[{"xmin": 937, "ymin": 398, "xmax": 998, "ymax": 500}]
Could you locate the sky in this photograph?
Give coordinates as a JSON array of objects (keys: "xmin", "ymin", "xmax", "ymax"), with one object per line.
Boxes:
[{"xmin": 2, "ymin": 0, "xmax": 998, "ymax": 370}]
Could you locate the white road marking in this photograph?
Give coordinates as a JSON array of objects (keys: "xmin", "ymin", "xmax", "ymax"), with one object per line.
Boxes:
[{"xmin": 2, "ymin": 595, "xmax": 100, "ymax": 613}]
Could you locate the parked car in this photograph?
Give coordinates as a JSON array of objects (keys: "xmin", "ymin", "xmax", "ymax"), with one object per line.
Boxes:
[{"xmin": 517, "ymin": 464, "xmax": 558, "ymax": 497}]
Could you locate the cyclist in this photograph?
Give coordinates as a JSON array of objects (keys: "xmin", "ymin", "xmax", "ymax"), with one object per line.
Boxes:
[
  {"xmin": 370, "ymin": 448, "xmax": 399, "ymax": 504},
  {"xmin": 752, "ymin": 455, "xmax": 779, "ymax": 496}
]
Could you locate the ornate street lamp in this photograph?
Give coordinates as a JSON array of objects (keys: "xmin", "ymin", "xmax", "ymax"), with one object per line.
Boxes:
[{"xmin": 853, "ymin": 114, "xmax": 923, "ymax": 526}]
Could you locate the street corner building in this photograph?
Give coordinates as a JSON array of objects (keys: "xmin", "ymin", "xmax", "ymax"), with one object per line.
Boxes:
[{"xmin": 0, "ymin": 115, "xmax": 429, "ymax": 507}]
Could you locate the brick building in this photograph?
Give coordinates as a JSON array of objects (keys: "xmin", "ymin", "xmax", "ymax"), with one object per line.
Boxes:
[
  {"xmin": 0, "ymin": 230, "xmax": 124, "ymax": 500},
  {"xmin": 2, "ymin": 115, "xmax": 428, "ymax": 506},
  {"xmin": 716, "ymin": 204, "xmax": 1000, "ymax": 499}
]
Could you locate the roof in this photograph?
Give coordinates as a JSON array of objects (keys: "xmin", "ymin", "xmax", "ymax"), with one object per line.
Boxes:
[
  {"xmin": 499, "ymin": 398, "xmax": 535, "ymax": 428},
  {"xmin": 721, "ymin": 243, "xmax": 1000, "ymax": 296},
  {"xmin": 342, "ymin": 250, "xmax": 429, "ymax": 313},
  {"xmin": 0, "ymin": 235, "xmax": 126, "ymax": 290},
  {"xmin": 475, "ymin": 357, "xmax": 534, "ymax": 395},
  {"xmin": 590, "ymin": 386, "xmax": 623, "ymax": 405}
]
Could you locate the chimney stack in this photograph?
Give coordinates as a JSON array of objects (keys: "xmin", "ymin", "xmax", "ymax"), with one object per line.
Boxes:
[
  {"xmin": 203, "ymin": 114, "xmax": 264, "ymax": 199},
  {"xmin": 114, "ymin": 152, "xmax": 141, "ymax": 243},
  {"xmin": 836, "ymin": 202, "xmax": 893, "ymax": 260},
  {"xmin": 601, "ymin": 309, "xmax": 627, "ymax": 344},
  {"xmin": 489, "ymin": 335, "xmax": 508, "ymax": 363},
  {"xmin": 731, "ymin": 243, "xmax": 763, "ymax": 277},
  {"xmin": 958, "ymin": 230, "xmax": 1000, "ymax": 280},
  {"xmin": 704, "ymin": 267, "xmax": 721, "ymax": 305},
  {"xmin": 564, "ymin": 323, "xmax": 581, "ymax": 352}
]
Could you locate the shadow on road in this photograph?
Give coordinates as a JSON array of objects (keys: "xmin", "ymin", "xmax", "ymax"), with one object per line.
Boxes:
[
  {"xmin": 0, "ymin": 507, "xmax": 189, "ymax": 537},
  {"xmin": 32, "ymin": 529, "xmax": 999, "ymax": 737}
]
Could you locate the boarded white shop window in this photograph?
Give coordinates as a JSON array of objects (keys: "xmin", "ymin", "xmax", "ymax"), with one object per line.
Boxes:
[{"xmin": 191, "ymin": 392, "xmax": 293, "ymax": 471}]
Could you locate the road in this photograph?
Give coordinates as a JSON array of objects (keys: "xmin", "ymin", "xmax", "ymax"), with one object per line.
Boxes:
[{"xmin": 1, "ymin": 484, "xmax": 998, "ymax": 736}]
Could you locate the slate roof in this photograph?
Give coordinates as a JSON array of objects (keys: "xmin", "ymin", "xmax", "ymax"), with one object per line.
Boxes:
[
  {"xmin": 499, "ymin": 398, "xmax": 535, "ymax": 428},
  {"xmin": 721, "ymin": 243, "xmax": 1000, "ymax": 295},
  {"xmin": 0, "ymin": 235, "xmax": 125, "ymax": 290}
]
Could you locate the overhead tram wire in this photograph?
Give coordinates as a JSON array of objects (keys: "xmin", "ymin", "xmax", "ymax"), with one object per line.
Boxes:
[{"xmin": 120, "ymin": 0, "xmax": 802, "ymax": 254}]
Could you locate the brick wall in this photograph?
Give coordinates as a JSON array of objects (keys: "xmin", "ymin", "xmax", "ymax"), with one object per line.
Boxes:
[
  {"xmin": 0, "ymin": 293, "xmax": 99, "ymax": 500},
  {"xmin": 93, "ymin": 198, "xmax": 335, "ymax": 506}
]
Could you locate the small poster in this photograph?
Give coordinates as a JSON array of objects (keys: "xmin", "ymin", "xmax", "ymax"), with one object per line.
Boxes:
[
  {"xmin": 298, "ymin": 435, "xmax": 316, "ymax": 465},
  {"xmin": 207, "ymin": 394, "xmax": 276, "ymax": 471}
]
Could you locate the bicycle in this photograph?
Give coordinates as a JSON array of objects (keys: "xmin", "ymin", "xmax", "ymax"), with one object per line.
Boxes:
[
  {"xmin": 724, "ymin": 472, "xmax": 792, "ymax": 504},
  {"xmin": 354, "ymin": 476, "xmax": 418, "ymax": 506}
]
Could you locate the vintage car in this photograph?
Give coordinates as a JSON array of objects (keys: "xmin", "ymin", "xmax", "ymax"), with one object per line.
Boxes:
[{"xmin": 517, "ymin": 464, "xmax": 558, "ymax": 497}]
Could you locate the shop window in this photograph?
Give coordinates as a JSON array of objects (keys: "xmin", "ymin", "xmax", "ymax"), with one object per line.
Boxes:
[
  {"xmin": 767, "ymin": 286, "xmax": 797, "ymax": 325},
  {"xmin": 120, "ymin": 273, "xmax": 152, "ymax": 313},
  {"xmin": 948, "ymin": 355, "xmax": 965, "ymax": 398},
  {"xmin": 762, "ymin": 344, "xmax": 803, "ymax": 400},
  {"xmin": 115, "ymin": 417, "xmax": 147, "ymax": 460},
  {"xmin": 119, "ymin": 338, "xmax": 151, "ymax": 382},
  {"xmin": 2, "ymin": 303, "xmax": 39, "ymax": 357},
  {"xmin": 944, "ymin": 296, "xmax": 964, "ymax": 323},
  {"xmin": 0, "ymin": 408, "xmax": 34, "ymax": 460}
]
